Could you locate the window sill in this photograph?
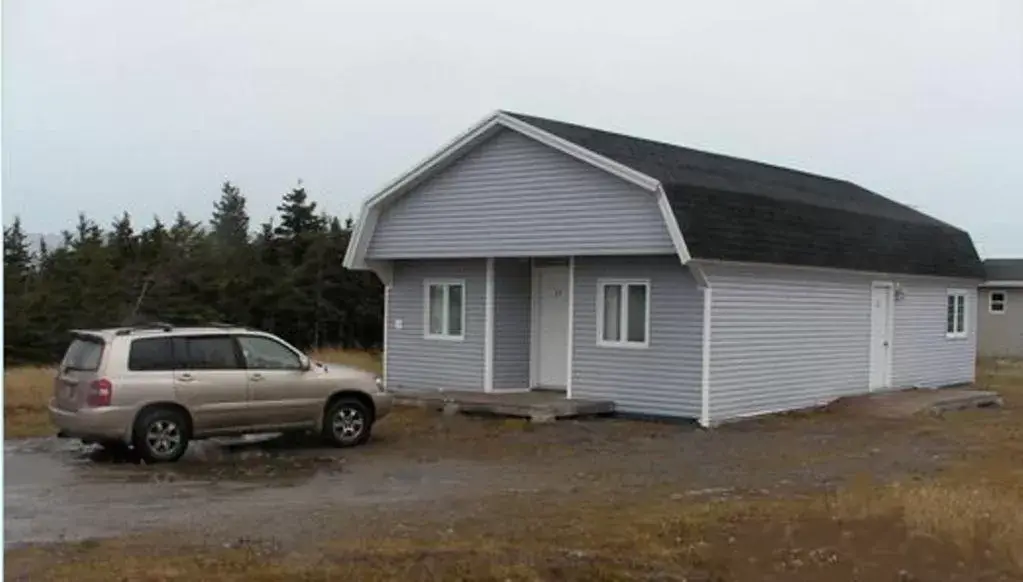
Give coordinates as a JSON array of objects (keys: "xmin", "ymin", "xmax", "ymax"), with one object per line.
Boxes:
[
  {"xmin": 424, "ymin": 334, "xmax": 465, "ymax": 342},
  {"xmin": 944, "ymin": 333, "xmax": 969, "ymax": 340},
  {"xmin": 597, "ymin": 340, "xmax": 649, "ymax": 350}
]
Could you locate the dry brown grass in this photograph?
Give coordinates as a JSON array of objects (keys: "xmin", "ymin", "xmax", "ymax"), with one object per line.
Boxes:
[
  {"xmin": 308, "ymin": 346, "xmax": 382, "ymax": 375},
  {"xmin": 4, "ymin": 365, "xmax": 57, "ymax": 438},
  {"xmin": 2, "ymin": 348, "xmax": 381, "ymax": 439}
]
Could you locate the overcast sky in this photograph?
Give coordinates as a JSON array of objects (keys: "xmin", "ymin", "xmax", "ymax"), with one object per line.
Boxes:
[{"xmin": 3, "ymin": 0, "xmax": 1022, "ymax": 256}]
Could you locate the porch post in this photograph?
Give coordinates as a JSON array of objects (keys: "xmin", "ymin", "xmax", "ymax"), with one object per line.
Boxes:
[
  {"xmin": 566, "ymin": 256, "xmax": 575, "ymax": 399},
  {"xmin": 484, "ymin": 257, "xmax": 495, "ymax": 392}
]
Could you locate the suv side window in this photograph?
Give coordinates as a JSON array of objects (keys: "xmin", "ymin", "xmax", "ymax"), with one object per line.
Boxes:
[
  {"xmin": 236, "ymin": 336, "xmax": 302, "ymax": 370},
  {"xmin": 173, "ymin": 336, "xmax": 242, "ymax": 370},
  {"xmin": 128, "ymin": 338, "xmax": 175, "ymax": 371}
]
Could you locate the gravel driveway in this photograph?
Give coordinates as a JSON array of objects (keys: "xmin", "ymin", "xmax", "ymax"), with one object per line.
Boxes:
[{"xmin": 3, "ymin": 408, "xmax": 961, "ymax": 549}]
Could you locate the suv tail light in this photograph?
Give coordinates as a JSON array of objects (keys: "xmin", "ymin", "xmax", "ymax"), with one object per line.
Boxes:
[{"xmin": 87, "ymin": 378, "xmax": 113, "ymax": 407}]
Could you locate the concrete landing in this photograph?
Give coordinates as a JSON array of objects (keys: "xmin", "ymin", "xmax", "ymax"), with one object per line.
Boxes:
[
  {"xmin": 830, "ymin": 388, "xmax": 1003, "ymax": 419},
  {"xmin": 394, "ymin": 390, "xmax": 615, "ymax": 423}
]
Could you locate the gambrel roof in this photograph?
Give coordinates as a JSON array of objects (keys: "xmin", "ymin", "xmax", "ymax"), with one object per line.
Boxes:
[{"xmin": 346, "ymin": 111, "xmax": 984, "ymax": 279}]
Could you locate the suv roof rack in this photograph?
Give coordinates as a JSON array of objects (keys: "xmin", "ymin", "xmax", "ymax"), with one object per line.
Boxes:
[
  {"xmin": 115, "ymin": 322, "xmax": 174, "ymax": 335},
  {"xmin": 204, "ymin": 321, "xmax": 245, "ymax": 329}
]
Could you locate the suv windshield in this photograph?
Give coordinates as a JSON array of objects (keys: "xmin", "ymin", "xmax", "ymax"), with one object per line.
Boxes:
[{"xmin": 62, "ymin": 336, "xmax": 104, "ymax": 371}]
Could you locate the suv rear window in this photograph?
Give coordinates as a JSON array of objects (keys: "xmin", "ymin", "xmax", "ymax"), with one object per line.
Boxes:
[
  {"xmin": 128, "ymin": 338, "xmax": 176, "ymax": 371},
  {"xmin": 63, "ymin": 336, "xmax": 104, "ymax": 371}
]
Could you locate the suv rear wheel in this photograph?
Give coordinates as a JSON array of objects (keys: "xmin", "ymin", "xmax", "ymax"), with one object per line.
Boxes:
[
  {"xmin": 133, "ymin": 407, "xmax": 190, "ymax": 463},
  {"xmin": 322, "ymin": 398, "xmax": 372, "ymax": 447}
]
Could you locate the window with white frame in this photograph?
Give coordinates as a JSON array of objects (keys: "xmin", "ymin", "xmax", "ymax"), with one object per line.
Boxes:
[
  {"xmin": 989, "ymin": 290, "xmax": 1007, "ymax": 314},
  {"xmin": 946, "ymin": 290, "xmax": 967, "ymax": 338},
  {"xmin": 597, "ymin": 280, "xmax": 650, "ymax": 347},
  {"xmin": 425, "ymin": 280, "xmax": 465, "ymax": 339}
]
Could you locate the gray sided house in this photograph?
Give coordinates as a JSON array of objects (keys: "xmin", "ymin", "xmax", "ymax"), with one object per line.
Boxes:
[
  {"xmin": 344, "ymin": 111, "xmax": 985, "ymax": 426},
  {"xmin": 978, "ymin": 259, "xmax": 1023, "ymax": 358}
]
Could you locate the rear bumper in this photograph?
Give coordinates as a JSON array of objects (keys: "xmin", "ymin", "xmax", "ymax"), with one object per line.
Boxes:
[
  {"xmin": 372, "ymin": 392, "xmax": 394, "ymax": 421},
  {"xmin": 48, "ymin": 400, "xmax": 133, "ymax": 443}
]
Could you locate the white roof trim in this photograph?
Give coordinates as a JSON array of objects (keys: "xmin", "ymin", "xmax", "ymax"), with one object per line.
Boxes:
[
  {"xmin": 343, "ymin": 111, "xmax": 690, "ymax": 270},
  {"xmin": 980, "ymin": 281, "xmax": 1023, "ymax": 288},
  {"xmin": 689, "ymin": 257, "xmax": 986, "ymax": 283}
]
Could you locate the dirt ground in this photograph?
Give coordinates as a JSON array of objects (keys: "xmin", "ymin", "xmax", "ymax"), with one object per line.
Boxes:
[{"xmin": 5, "ymin": 357, "xmax": 1023, "ymax": 581}]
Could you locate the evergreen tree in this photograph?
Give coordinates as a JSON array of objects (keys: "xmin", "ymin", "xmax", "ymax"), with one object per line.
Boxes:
[
  {"xmin": 3, "ymin": 181, "xmax": 384, "ymax": 364},
  {"xmin": 210, "ymin": 181, "xmax": 250, "ymax": 247},
  {"xmin": 3, "ymin": 217, "xmax": 32, "ymax": 283}
]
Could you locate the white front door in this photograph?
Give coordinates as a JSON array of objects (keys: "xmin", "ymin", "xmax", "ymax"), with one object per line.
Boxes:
[
  {"xmin": 534, "ymin": 265, "xmax": 570, "ymax": 388},
  {"xmin": 869, "ymin": 283, "xmax": 894, "ymax": 391}
]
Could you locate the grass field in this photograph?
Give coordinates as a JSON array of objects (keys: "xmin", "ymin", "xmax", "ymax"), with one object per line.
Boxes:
[{"xmin": 5, "ymin": 355, "xmax": 1023, "ymax": 580}]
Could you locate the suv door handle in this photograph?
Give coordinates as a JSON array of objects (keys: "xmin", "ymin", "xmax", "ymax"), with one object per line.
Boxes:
[
  {"xmin": 250, "ymin": 373, "xmax": 264, "ymax": 381},
  {"xmin": 178, "ymin": 373, "xmax": 194, "ymax": 382}
]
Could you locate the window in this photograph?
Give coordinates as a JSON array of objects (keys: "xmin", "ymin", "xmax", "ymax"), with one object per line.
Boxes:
[
  {"xmin": 946, "ymin": 290, "xmax": 967, "ymax": 338},
  {"xmin": 173, "ymin": 336, "xmax": 242, "ymax": 370},
  {"xmin": 237, "ymin": 336, "xmax": 302, "ymax": 370},
  {"xmin": 62, "ymin": 336, "xmax": 104, "ymax": 371},
  {"xmin": 425, "ymin": 280, "xmax": 465, "ymax": 339},
  {"xmin": 128, "ymin": 338, "xmax": 175, "ymax": 371},
  {"xmin": 989, "ymin": 290, "xmax": 1007, "ymax": 314},
  {"xmin": 598, "ymin": 280, "xmax": 650, "ymax": 347}
]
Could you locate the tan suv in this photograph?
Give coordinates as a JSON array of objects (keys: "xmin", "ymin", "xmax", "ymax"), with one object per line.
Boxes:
[{"xmin": 48, "ymin": 323, "xmax": 392, "ymax": 463}]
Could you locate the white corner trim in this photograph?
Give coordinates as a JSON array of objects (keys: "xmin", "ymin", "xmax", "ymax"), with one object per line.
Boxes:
[
  {"xmin": 382, "ymin": 285, "xmax": 390, "ymax": 387},
  {"xmin": 655, "ymin": 185, "xmax": 692, "ymax": 264},
  {"xmin": 566, "ymin": 256, "xmax": 576, "ymax": 399},
  {"xmin": 699, "ymin": 286, "xmax": 712, "ymax": 428},
  {"xmin": 688, "ymin": 262, "xmax": 710, "ymax": 289},
  {"xmin": 484, "ymin": 258, "xmax": 495, "ymax": 392},
  {"xmin": 528, "ymin": 259, "xmax": 540, "ymax": 388}
]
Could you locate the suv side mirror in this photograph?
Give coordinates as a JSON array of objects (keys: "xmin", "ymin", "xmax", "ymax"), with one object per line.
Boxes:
[{"xmin": 299, "ymin": 355, "xmax": 312, "ymax": 371}]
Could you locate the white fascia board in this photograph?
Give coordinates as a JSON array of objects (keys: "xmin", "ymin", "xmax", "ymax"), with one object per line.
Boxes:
[
  {"xmin": 494, "ymin": 113, "xmax": 661, "ymax": 192},
  {"xmin": 343, "ymin": 111, "xmax": 504, "ymax": 269},
  {"xmin": 690, "ymin": 258, "xmax": 985, "ymax": 285},
  {"xmin": 344, "ymin": 110, "xmax": 696, "ymax": 271}
]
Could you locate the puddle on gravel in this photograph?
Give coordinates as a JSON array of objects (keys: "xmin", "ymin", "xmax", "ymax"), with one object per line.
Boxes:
[
  {"xmin": 7, "ymin": 433, "xmax": 348, "ymax": 485},
  {"xmin": 4, "ymin": 435, "xmax": 516, "ymax": 547}
]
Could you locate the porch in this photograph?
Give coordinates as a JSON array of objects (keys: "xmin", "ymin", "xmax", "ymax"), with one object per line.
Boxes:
[{"xmin": 393, "ymin": 389, "xmax": 615, "ymax": 423}]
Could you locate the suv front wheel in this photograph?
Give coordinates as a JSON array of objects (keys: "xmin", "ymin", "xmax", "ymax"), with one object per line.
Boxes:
[
  {"xmin": 133, "ymin": 407, "xmax": 190, "ymax": 463},
  {"xmin": 323, "ymin": 398, "xmax": 373, "ymax": 447}
]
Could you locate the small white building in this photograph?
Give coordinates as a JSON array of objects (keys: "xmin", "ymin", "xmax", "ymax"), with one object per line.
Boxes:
[{"xmin": 345, "ymin": 111, "xmax": 985, "ymax": 426}]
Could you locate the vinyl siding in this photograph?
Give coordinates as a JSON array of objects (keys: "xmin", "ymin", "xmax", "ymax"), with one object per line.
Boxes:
[
  {"xmin": 892, "ymin": 283, "xmax": 977, "ymax": 386},
  {"xmin": 702, "ymin": 263, "xmax": 979, "ymax": 423},
  {"xmin": 572, "ymin": 256, "xmax": 704, "ymax": 418},
  {"xmin": 385, "ymin": 259, "xmax": 486, "ymax": 391},
  {"xmin": 366, "ymin": 129, "xmax": 674, "ymax": 259},
  {"xmin": 493, "ymin": 258, "xmax": 532, "ymax": 389},
  {"xmin": 977, "ymin": 288, "xmax": 1023, "ymax": 358}
]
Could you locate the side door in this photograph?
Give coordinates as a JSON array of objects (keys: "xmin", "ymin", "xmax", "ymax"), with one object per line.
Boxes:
[
  {"xmin": 236, "ymin": 335, "xmax": 319, "ymax": 427},
  {"xmin": 171, "ymin": 335, "xmax": 251, "ymax": 434}
]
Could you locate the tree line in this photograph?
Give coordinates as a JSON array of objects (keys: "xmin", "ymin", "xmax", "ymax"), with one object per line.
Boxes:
[{"xmin": 3, "ymin": 182, "xmax": 383, "ymax": 365}]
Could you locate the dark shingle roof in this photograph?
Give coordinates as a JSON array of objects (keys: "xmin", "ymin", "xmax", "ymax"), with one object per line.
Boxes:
[
  {"xmin": 505, "ymin": 111, "xmax": 984, "ymax": 279},
  {"xmin": 984, "ymin": 259, "xmax": 1023, "ymax": 281}
]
